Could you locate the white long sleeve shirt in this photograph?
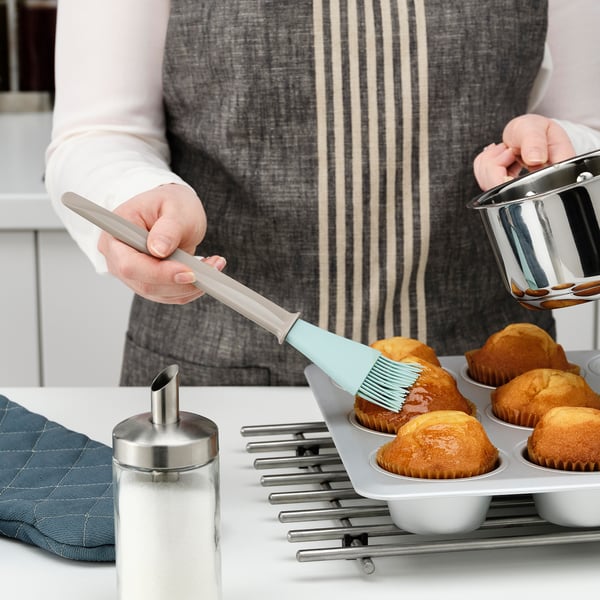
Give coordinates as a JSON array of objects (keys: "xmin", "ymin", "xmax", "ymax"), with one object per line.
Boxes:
[{"xmin": 45, "ymin": 0, "xmax": 600, "ymax": 273}]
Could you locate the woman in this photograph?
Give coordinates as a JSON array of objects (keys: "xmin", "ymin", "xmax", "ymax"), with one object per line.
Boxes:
[{"xmin": 46, "ymin": 0, "xmax": 600, "ymax": 385}]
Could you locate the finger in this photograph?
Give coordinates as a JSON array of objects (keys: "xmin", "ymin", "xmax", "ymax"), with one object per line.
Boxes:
[
  {"xmin": 146, "ymin": 209, "xmax": 204, "ymax": 258},
  {"xmin": 516, "ymin": 137, "xmax": 549, "ymax": 168},
  {"xmin": 102, "ymin": 238, "xmax": 227, "ymax": 304},
  {"xmin": 474, "ymin": 144, "xmax": 518, "ymax": 190},
  {"xmin": 102, "ymin": 236, "xmax": 193, "ymax": 286},
  {"xmin": 202, "ymin": 255, "xmax": 227, "ymax": 269},
  {"xmin": 120, "ymin": 276, "xmax": 202, "ymax": 300},
  {"xmin": 146, "ymin": 216, "xmax": 186, "ymax": 258},
  {"xmin": 504, "ymin": 115, "xmax": 549, "ymax": 167},
  {"xmin": 506, "ymin": 161, "xmax": 524, "ymax": 179},
  {"xmin": 547, "ymin": 121, "xmax": 575, "ymax": 164},
  {"xmin": 126, "ymin": 282, "xmax": 205, "ymax": 305},
  {"xmin": 166, "ymin": 255, "xmax": 227, "ymax": 285},
  {"xmin": 126, "ymin": 256, "xmax": 226, "ymax": 304}
]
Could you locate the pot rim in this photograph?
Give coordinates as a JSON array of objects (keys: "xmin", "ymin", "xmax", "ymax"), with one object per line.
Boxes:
[{"xmin": 468, "ymin": 149, "xmax": 600, "ymax": 210}]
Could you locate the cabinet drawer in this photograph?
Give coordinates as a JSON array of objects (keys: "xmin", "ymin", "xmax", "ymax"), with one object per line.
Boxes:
[{"xmin": 0, "ymin": 231, "xmax": 40, "ymax": 385}]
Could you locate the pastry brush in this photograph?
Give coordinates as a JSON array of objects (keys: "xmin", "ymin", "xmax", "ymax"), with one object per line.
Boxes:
[{"xmin": 61, "ymin": 192, "xmax": 421, "ymax": 411}]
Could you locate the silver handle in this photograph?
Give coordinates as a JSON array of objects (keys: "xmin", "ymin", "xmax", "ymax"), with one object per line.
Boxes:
[{"xmin": 61, "ymin": 192, "xmax": 300, "ymax": 343}]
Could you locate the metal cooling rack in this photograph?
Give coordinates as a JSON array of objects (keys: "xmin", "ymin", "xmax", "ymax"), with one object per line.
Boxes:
[{"xmin": 241, "ymin": 421, "xmax": 600, "ymax": 575}]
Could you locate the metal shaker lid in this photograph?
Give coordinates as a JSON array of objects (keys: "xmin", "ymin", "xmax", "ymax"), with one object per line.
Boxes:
[{"xmin": 112, "ymin": 365, "xmax": 218, "ymax": 470}]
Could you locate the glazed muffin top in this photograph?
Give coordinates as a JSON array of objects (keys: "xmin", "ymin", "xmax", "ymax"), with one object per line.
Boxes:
[
  {"xmin": 354, "ymin": 355, "xmax": 474, "ymax": 434},
  {"xmin": 492, "ymin": 368, "xmax": 600, "ymax": 427},
  {"xmin": 370, "ymin": 336, "xmax": 440, "ymax": 366},
  {"xmin": 376, "ymin": 410, "xmax": 499, "ymax": 479},
  {"xmin": 465, "ymin": 323, "xmax": 579, "ymax": 386},
  {"xmin": 527, "ymin": 406, "xmax": 600, "ymax": 471}
]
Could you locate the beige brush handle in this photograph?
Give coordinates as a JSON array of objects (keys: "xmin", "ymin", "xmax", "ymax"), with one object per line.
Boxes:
[{"xmin": 61, "ymin": 192, "xmax": 300, "ymax": 343}]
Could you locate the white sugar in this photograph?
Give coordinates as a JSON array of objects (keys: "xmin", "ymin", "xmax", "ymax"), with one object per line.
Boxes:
[{"xmin": 115, "ymin": 467, "xmax": 220, "ymax": 600}]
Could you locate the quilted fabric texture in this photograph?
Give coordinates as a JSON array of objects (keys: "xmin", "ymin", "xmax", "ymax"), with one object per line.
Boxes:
[{"xmin": 0, "ymin": 395, "xmax": 115, "ymax": 561}]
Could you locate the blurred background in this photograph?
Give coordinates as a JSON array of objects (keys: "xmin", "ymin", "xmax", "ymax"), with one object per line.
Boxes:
[
  {"xmin": 0, "ymin": 0, "xmax": 133, "ymax": 388},
  {"xmin": 0, "ymin": 0, "xmax": 56, "ymax": 110}
]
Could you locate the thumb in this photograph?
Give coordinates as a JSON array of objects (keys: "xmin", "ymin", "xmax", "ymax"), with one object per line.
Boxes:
[
  {"xmin": 519, "ymin": 134, "xmax": 549, "ymax": 167},
  {"xmin": 504, "ymin": 114, "xmax": 550, "ymax": 168},
  {"xmin": 146, "ymin": 216, "xmax": 183, "ymax": 258}
]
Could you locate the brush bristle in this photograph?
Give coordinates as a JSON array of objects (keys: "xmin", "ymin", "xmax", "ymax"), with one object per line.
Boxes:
[{"xmin": 356, "ymin": 356, "xmax": 422, "ymax": 412}]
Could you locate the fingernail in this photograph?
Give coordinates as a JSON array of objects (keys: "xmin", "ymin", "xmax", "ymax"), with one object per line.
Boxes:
[
  {"xmin": 149, "ymin": 236, "xmax": 171, "ymax": 257},
  {"xmin": 214, "ymin": 256, "xmax": 227, "ymax": 270},
  {"xmin": 526, "ymin": 149, "xmax": 545, "ymax": 165},
  {"xmin": 174, "ymin": 271, "xmax": 196, "ymax": 284}
]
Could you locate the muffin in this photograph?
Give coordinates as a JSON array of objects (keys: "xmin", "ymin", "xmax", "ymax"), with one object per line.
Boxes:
[
  {"xmin": 527, "ymin": 406, "xmax": 600, "ymax": 471},
  {"xmin": 376, "ymin": 410, "xmax": 499, "ymax": 478},
  {"xmin": 465, "ymin": 323, "xmax": 579, "ymax": 386},
  {"xmin": 491, "ymin": 368, "xmax": 600, "ymax": 428},
  {"xmin": 354, "ymin": 355, "xmax": 475, "ymax": 434},
  {"xmin": 370, "ymin": 336, "xmax": 440, "ymax": 367}
]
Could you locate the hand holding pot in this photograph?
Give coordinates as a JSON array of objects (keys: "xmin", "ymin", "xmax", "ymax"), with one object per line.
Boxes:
[{"xmin": 474, "ymin": 114, "xmax": 575, "ymax": 191}]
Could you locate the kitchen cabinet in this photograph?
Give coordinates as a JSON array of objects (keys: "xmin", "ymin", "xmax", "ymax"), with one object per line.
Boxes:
[
  {"xmin": 0, "ymin": 111, "xmax": 132, "ymax": 386},
  {"xmin": 0, "ymin": 227, "xmax": 132, "ymax": 386},
  {"xmin": 0, "ymin": 231, "xmax": 39, "ymax": 385},
  {"xmin": 0, "ymin": 111, "xmax": 598, "ymax": 386},
  {"xmin": 36, "ymin": 230, "xmax": 132, "ymax": 386}
]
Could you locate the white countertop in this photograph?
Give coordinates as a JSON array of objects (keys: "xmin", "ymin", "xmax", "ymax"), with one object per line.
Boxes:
[
  {"xmin": 0, "ymin": 111, "xmax": 63, "ymax": 230},
  {"xmin": 2, "ymin": 383, "xmax": 600, "ymax": 599}
]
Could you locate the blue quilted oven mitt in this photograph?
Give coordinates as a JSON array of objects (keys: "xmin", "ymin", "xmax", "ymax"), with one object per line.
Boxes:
[{"xmin": 0, "ymin": 395, "xmax": 115, "ymax": 561}]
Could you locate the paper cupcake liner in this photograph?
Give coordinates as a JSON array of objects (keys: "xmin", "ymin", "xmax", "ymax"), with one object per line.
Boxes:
[
  {"xmin": 466, "ymin": 400, "xmax": 478, "ymax": 418},
  {"xmin": 465, "ymin": 352, "xmax": 582, "ymax": 387},
  {"xmin": 354, "ymin": 401, "xmax": 477, "ymax": 434},
  {"xmin": 464, "ymin": 353, "xmax": 515, "ymax": 387},
  {"xmin": 567, "ymin": 362, "xmax": 582, "ymax": 376},
  {"xmin": 527, "ymin": 447, "xmax": 600, "ymax": 472},
  {"xmin": 376, "ymin": 455, "xmax": 495, "ymax": 479},
  {"xmin": 353, "ymin": 410, "xmax": 401, "ymax": 434},
  {"xmin": 492, "ymin": 404, "xmax": 538, "ymax": 428}
]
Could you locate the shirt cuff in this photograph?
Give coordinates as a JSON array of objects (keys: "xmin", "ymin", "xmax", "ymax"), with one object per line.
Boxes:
[
  {"xmin": 45, "ymin": 132, "xmax": 192, "ymax": 273},
  {"xmin": 553, "ymin": 119, "xmax": 600, "ymax": 155}
]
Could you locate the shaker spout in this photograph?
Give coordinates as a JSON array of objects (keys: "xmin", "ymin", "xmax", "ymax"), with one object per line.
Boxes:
[
  {"xmin": 151, "ymin": 364, "xmax": 180, "ymax": 426},
  {"xmin": 113, "ymin": 363, "xmax": 218, "ymax": 470}
]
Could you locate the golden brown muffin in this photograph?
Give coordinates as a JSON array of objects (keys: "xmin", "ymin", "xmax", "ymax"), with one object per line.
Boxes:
[
  {"xmin": 354, "ymin": 355, "xmax": 475, "ymax": 434},
  {"xmin": 370, "ymin": 336, "xmax": 441, "ymax": 367},
  {"xmin": 465, "ymin": 323, "xmax": 579, "ymax": 386},
  {"xmin": 376, "ymin": 410, "xmax": 499, "ymax": 478},
  {"xmin": 491, "ymin": 368, "xmax": 600, "ymax": 428},
  {"xmin": 527, "ymin": 406, "xmax": 600, "ymax": 471}
]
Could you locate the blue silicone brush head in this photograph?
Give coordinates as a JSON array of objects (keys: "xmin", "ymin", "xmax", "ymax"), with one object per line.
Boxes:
[
  {"xmin": 355, "ymin": 354, "xmax": 423, "ymax": 410},
  {"xmin": 285, "ymin": 320, "xmax": 422, "ymax": 411}
]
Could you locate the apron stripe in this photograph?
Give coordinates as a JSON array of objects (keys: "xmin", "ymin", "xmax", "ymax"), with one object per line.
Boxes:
[
  {"xmin": 364, "ymin": 0, "xmax": 381, "ymax": 343},
  {"xmin": 381, "ymin": 0, "xmax": 398, "ymax": 338},
  {"xmin": 312, "ymin": 0, "xmax": 330, "ymax": 331},
  {"xmin": 330, "ymin": 0, "xmax": 347, "ymax": 336},
  {"xmin": 398, "ymin": 0, "xmax": 414, "ymax": 337},
  {"xmin": 347, "ymin": 0, "xmax": 365, "ymax": 342},
  {"xmin": 312, "ymin": 0, "xmax": 429, "ymax": 343},
  {"xmin": 414, "ymin": 0, "xmax": 430, "ymax": 342}
]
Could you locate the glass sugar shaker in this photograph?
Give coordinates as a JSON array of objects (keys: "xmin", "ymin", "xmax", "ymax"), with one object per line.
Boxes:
[{"xmin": 112, "ymin": 364, "xmax": 221, "ymax": 600}]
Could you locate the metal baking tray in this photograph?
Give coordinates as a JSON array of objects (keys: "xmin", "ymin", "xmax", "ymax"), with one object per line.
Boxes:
[{"xmin": 305, "ymin": 351, "xmax": 600, "ymax": 535}]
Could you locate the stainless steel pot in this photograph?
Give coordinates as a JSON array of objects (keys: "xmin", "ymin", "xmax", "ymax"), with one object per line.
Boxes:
[{"xmin": 468, "ymin": 149, "xmax": 600, "ymax": 310}]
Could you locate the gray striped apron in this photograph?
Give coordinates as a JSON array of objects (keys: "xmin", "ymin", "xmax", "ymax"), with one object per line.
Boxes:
[{"xmin": 120, "ymin": 0, "xmax": 551, "ymax": 386}]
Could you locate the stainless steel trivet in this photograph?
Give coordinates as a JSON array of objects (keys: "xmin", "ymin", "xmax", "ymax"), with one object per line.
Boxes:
[{"xmin": 241, "ymin": 421, "xmax": 600, "ymax": 575}]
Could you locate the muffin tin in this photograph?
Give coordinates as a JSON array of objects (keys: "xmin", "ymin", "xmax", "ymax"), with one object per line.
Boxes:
[{"xmin": 305, "ymin": 351, "xmax": 600, "ymax": 535}]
